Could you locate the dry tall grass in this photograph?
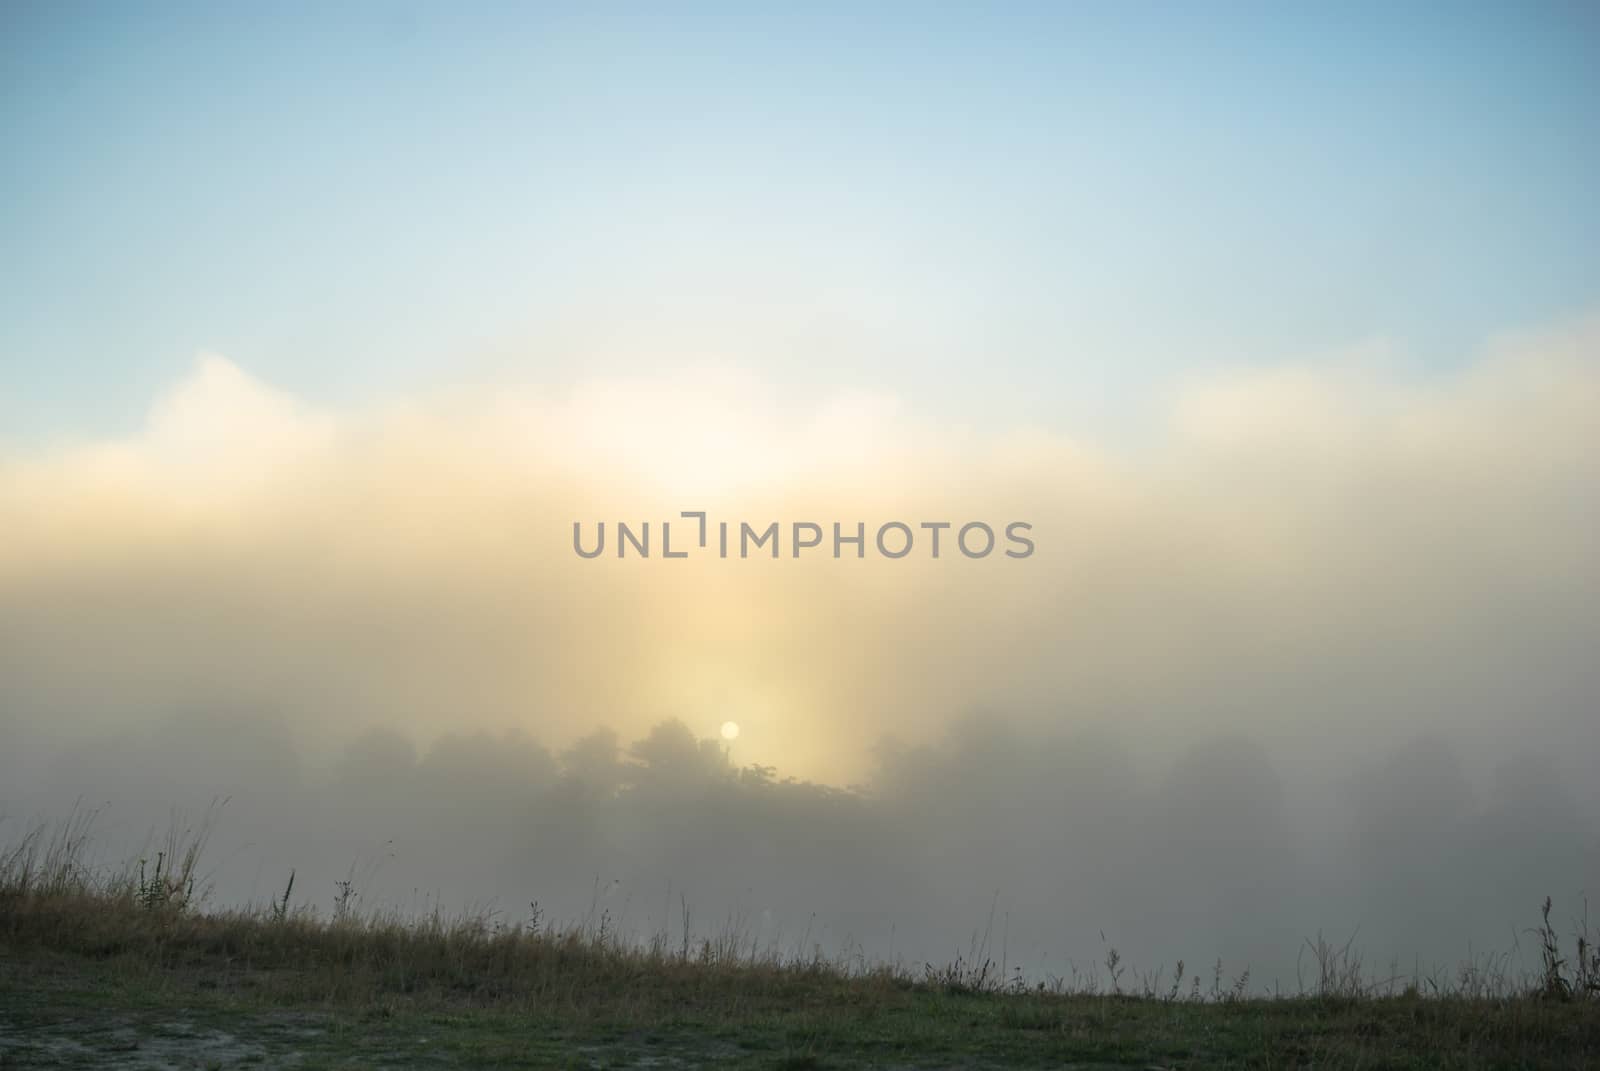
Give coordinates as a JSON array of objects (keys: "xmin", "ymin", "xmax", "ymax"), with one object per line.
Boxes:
[{"xmin": 3, "ymin": 804, "xmax": 1597, "ymax": 1011}]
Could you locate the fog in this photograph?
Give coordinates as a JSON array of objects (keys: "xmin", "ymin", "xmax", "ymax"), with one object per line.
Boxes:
[{"xmin": 3, "ymin": 316, "xmax": 1598, "ymax": 986}]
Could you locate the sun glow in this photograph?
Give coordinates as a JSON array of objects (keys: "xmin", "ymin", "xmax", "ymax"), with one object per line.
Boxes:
[{"xmin": 720, "ymin": 721, "xmax": 741, "ymax": 741}]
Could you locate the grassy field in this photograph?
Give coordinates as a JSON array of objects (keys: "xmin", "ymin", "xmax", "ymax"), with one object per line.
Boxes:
[{"xmin": 2, "ymin": 816, "xmax": 1597, "ymax": 1068}]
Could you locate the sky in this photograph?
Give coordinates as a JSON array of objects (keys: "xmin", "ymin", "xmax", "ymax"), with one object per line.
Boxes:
[
  {"xmin": 2, "ymin": 3, "xmax": 1599, "ymax": 979},
  {"xmin": 3, "ymin": 2, "xmax": 1597, "ymax": 443}
]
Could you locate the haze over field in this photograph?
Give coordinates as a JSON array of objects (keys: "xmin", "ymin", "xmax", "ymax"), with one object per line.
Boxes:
[
  {"xmin": 4, "ymin": 321, "xmax": 1597, "ymax": 982},
  {"xmin": 3, "ymin": 3, "xmax": 1598, "ymax": 990}
]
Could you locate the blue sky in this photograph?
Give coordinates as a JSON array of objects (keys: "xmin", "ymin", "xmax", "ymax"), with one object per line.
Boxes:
[{"xmin": 3, "ymin": 2, "xmax": 1597, "ymax": 444}]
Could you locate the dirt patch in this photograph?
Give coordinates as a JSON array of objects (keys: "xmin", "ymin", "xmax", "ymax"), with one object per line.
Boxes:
[{"xmin": 0, "ymin": 1016, "xmax": 291, "ymax": 1069}]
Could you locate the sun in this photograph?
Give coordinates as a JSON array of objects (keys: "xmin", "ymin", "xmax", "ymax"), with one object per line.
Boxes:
[{"xmin": 720, "ymin": 721, "xmax": 741, "ymax": 741}]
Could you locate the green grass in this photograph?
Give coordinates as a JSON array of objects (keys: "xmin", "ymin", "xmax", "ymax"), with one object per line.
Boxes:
[
  {"xmin": 5, "ymin": 936, "xmax": 1597, "ymax": 1069},
  {"xmin": 2, "ymin": 811, "xmax": 1597, "ymax": 1068}
]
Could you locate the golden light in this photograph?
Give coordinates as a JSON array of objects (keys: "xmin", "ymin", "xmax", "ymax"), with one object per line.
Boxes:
[{"xmin": 720, "ymin": 720, "xmax": 741, "ymax": 741}]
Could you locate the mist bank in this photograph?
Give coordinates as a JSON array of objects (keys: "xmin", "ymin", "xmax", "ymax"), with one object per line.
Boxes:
[{"xmin": 2, "ymin": 317, "xmax": 1598, "ymax": 786}]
